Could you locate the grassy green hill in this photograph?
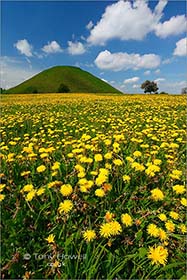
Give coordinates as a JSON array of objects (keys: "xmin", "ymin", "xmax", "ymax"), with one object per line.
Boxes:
[{"xmin": 6, "ymin": 66, "xmax": 122, "ymax": 94}]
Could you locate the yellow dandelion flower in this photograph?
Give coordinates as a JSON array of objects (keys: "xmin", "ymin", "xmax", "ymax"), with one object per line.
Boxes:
[
  {"xmin": 0, "ymin": 194, "xmax": 5, "ymax": 201},
  {"xmin": 99, "ymin": 168, "xmax": 109, "ymax": 176},
  {"xmin": 122, "ymin": 175, "xmax": 131, "ymax": 183},
  {"xmin": 51, "ymin": 161, "xmax": 60, "ymax": 171},
  {"xmin": 169, "ymin": 169, "xmax": 182, "ymax": 180},
  {"xmin": 94, "ymin": 154, "xmax": 103, "ymax": 162},
  {"xmin": 52, "ymin": 171, "xmax": 58, "ymax": 177},
  {"xmin": 21, "ymin": 171, "xmax": 31, "ymax": 177},
  {"xmin": 151, "ymin": 188, "xmax": 164, "ymax": 201},
  {"xmin": 95, "ymin": 188, "xmax": 105, "ymax": 197},
  {"xmin": 169, "ymin": 211, "xmax": 179, "ymax": 220},
  {"xmin": 37, "ymin": 165, "xmax": 46, "ymax": 173},
  {"xmin": 153, "ymin": 159, "xmax": 162, "ymax": 165},
  {"xmin": 40, "ymin": 153, "xmax": 49, "ymax": 159},
  {"xmin": 165, "ymin": 221, "xmax": 175, "ymax": 232},
  {"xmin": 60, "ymin": 184, "xmax": 73, "ymax": 196},
  {"xmin": 0, "ymin": 184, "xmax": 6, "ymax": 192},
  {"xmin": 113, "ymin": 159, "xmax": 123, "ymax": 166},
  {"xmin": 37, "ymin": 187, "xmax": 45, "ymax": 196},
  {"xmin": 95, "ymin": 174, "xmax": 107, "ymax": 186},
  {"xmin": 21, "ymin": 184, "xmax": 34, "ymax": 193},
  {"xmin": 158, "ymin": 228, "xmax": 168, "ymax": 241},
  {"xmin": 110, "ymin": 220, "xmax": 122, "ymax": 235},
  {"xmin": 148, "ymin": 245, "xmax": 168, "ymax": 266},
  {"xmin": 80, "ymin": 185, "xmax": 88, "ymax": 193},
  {"xmin": 58, "ymin": 200, "xmax": 73, "ymax": 214},
  {"xmin": 83, "ymin": 230, "xmax": 96, "ymax": 242},
  {"xmin": 90, "ymin": 171, "xmax": 98, "ymax": 176},
  {"xmin": 172, "ymin": 185, "xmax": 185, "ymax": 194},
  {"xmin": 25, "ymin": 190, "xmax": 36, "ymax": 201},
  {"xmin": 181, "ymin": 197, "xmax": 187, "ymax": 206},
  {"xmin": 104, "ymin": 152, "xmax": 112, "ymax": 160},
  {"xmin": 78, "ymin": 171, "xmax": 86, "ymax": 178},
  {"xmin": 178, "ymin": 224, "xmax": 187, "ymax": 234},
  {"xmin": 100, "ymin": 223, "xmax": 112, "ymax": 238},
  {"xmin": 131, "ymin": 162, "xmax": 145, "ymax": 172},
  {"xmin": 158, "ymin": 213, "xmax": 167, "ymax": 222},
  {"xmin": 121, "ymin": 213, "xmax": 133, "ymax": 227},
  {"xmin": 126, "ymin": 156, "xmax": 134, "ymax": 163},
  {"xmin": 45, "ymin": 234, "xmax": 55, "ymax": 243},
  {"xmin": 133, "ymin": 151, "xmax": 142, "ymax": 157},
  {"xmin": 145, "ymin": 164, "xmax": 160, "ymax": 177},
  {"xmin": 147, "ymin": 224, "xmax": 159, "ymax": 237}
]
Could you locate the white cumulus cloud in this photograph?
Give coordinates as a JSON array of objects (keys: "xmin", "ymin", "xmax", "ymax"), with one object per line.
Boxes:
[
  {"xmin": 144, "ymin": 70, "xmax": 151, "ymax": 75},
  {"xmin": 42, "ymin": 41, "xmax": 63, "ymax": 54},
  {"xmin": 155, "ymin": 69, "xmax": 160, "ymax": 74},
  {"xmin": 124, "ymin": 77, "xmax": 140, "ymax": 84},
  {"xmin": 173, "ymin": 37, "xmax": 187, "ymax": 56},
  {"xmin": 154, "ymin": 78, "xmax": 165, "ymax": 83},
  {"xmin": 154, "ymin": 15, "xmax": 186, "ymax": 38},
  {"xmin": 67, "ymin": 41, "xmax": 86, "ymax": 55},
  {"xmin": 132, "ymin": 84, "xmax": 140, "ymax": 89},
  {"xmin": 87, "ymin": 0, "xmax": 167, "ymax": 45},
  {"xmin": 95, "ymin": 50, "xmax": 160, "ymax": 71},
  {"xmin": 0, "ymin": 56, "xmax": 39, "ymax": 89},
  {"xmin": 14, "ymin": 39, "xmax": 33, "ymax": 57},
  {"xmin": 86, "ymin": 21, "xmax": 94, "ymax": 30}
]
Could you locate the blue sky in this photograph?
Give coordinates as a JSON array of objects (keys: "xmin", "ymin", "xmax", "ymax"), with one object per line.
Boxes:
[{"xmin": 1, "ymin": 0, "xmax": 186, "ymax": 93}]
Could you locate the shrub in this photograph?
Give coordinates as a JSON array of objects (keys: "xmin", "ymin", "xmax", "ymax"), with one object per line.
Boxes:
[
  {"xmin": 58, "ymin": 83, "xmax": 70, "ymax": 93},
  {"xmin": 25, "ymin": 86, "xmax": 38, "ymax": 93}
]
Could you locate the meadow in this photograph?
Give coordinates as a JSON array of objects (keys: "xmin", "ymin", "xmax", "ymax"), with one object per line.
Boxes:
[{"xmin": 1, "ymin": 93, "xmax": 186, "ymax": 279}]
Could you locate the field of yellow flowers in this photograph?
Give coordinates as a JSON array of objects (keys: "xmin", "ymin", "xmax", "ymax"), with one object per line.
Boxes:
[{"xmin": 1, "ymin": 93, "xmax": 186, "ymax": 279}]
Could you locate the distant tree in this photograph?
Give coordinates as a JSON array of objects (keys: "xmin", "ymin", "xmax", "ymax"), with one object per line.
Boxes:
[
  {"xmin": 58, "ymin": 83, "xmax": 70, "ymax": 93},
  {"xmin": 0, "ymin": 87, "xmax": 6, "ymax": 94},
  {"xmin": 181, "ymin": 87, "xmax": 187, "ymax": 94},
  {"xmin": 25, "ymin": 86, "xmax": 38, "ymax": 93},
  {"xmin": 141, "ymin": 80, "xmax": 159, "ymax": 94}
]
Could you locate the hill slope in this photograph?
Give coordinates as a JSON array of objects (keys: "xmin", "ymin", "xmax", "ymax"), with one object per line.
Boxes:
[{"xmin": 6, "ymin": 66, "xmax": 122, "ymax": 94}]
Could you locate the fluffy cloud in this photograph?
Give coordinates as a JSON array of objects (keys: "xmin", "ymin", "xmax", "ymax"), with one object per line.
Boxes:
[
  {"xmin": 14, "ymin": 39, "xmax": 33, "ymax": 57},
  {"xmin": 154, "ymin": 78, "xmax": 165, "ymax": 83},
  {"xmin": 154, "ymin": 15, "xmax": 186, "ymax": 38},
  {"xmin": 155, "ymin": 69, "xmax": 160, "ymax": 74},
  {"xmin": 124, "ymin": 77, "xmax": 139, "ymax": 84},
  {"xmin": 132, "ymin": 84, "xmax": 140, "ymax": 89},
  {"xmin": 42, "ymin": 41, "xmax": 63, "ymax": 54},
  {"xmin": 144, "ymin": 70, "xmax": 151, "ymax": 75},
  {"xmin": 159, "ymin": 80, "xmax": 187, "ymax": 94},
  {"xmin": 86, "ymin": 21, "xmax": 94, "ymax": 30},
  {"xmin": 67, "ymin": 41, "xmax": 86, "ymax": 55},
  {"xmin": 95, "ymin": 50, "xmax": 160, "ymax": 71},
  {"xmin": 87, "ymin": 0, "xmax": 167, "ymax": 45},
  {"xmin": 0, "ymin": 56, "xmax": 39, "ymax": 89},
  {"xmin": 173, "ymin": 38, "xmax": 186, "ymax": 56}
]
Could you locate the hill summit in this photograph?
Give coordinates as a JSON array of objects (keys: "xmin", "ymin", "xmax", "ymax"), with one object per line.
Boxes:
[{"xmin": 7, "ymin": 66, "xmax": 122, "ymax": 94}]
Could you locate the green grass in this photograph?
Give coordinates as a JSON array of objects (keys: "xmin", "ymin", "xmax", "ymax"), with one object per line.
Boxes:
[{"xmin": 6, "ymin": 66, "xmax": 122, "ymax": 94}]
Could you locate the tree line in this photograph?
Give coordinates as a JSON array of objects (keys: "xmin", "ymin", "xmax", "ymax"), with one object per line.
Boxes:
[{"xmin": 1, "ymin": 82, "xmax": 187, "ymax": 94}]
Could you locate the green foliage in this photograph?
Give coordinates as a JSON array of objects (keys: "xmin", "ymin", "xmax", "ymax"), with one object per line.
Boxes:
[
  {"xmin": 1, "ymin": 94, "xmax": 186, "ymax": 279},
  {"xmin": 0, "ymin": 87, "xmax": 7, "ymax": 94},
  {"xmin": 181, "ymin": 87, "xmax": 187, "ymax": 94},
  {"xmin": 141, "ymin": 80, "xmax": 159, "ymax": 94},
  {"xmin": 58, "ymin": 83, "xmax": 70, "ymax": 93},
  {"xmin": 25, "ymin": 86, "xmax": 38, "ymax": 94},
  {"xmin": 6, "ymin": 66, "xmax": 122, "ymax": 94}
]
